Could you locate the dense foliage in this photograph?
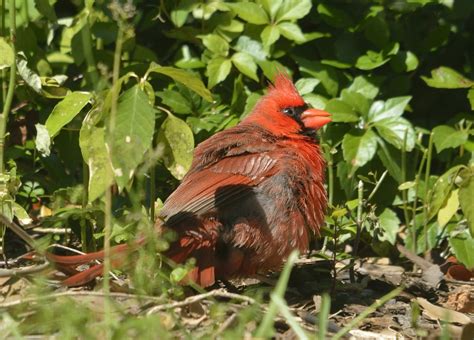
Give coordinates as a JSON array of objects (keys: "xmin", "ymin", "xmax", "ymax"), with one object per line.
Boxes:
[{"xmin": 0, "ymin": 0, "xmax": 473, "ymax": 336}]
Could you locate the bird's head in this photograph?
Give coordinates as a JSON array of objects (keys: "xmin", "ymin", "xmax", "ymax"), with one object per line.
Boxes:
[{"xmin": 245, "ymin": 73, "xmax": 331, "ymax": 136}]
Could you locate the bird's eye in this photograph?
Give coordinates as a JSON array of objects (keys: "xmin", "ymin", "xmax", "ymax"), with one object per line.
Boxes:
[{"xmin": 282, "ymin": 107, "xmax": 295, "ymax": 116}]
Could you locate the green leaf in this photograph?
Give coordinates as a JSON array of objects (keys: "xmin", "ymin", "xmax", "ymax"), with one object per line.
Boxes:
[
  {"xmin": 295, "ymin": 78, "xmax": 320, "ymax": 95},
  {"xmin": 35, "ymin": 123, "xmax": 51, "ymax": 157},
  {"xmin": 432, "ymin": 125, "xmax": 468, "ymax": 153},
  {"xmin": 364, "ymin": 16, "xmax": 389, "ymax": 48},
  {"xmin": 157, "ymin": 89, "xmax": 192, "ymax": 114},
  {"xmin": 374, "ymin": 117, "xmax": 415, "ymax": 151},
  {"xmin": 200, "ymin": 33, "xmax": 229, "ymax": 56},
  {"xmin": 146, "ymin": 64, "xmax": 212, "ymax": 102},
  {"xmin": 278, "ymin": 22, "xmax": 305, "ymax": 43},
  {"xmin": 296, "ymin": 57, "xmax": 340, "ymax": 97},
  {"xmin": 458, "ymin": 167, "xmax": 474, "ymax": 236},
  {"xmin": 45, "ymin": 92, "xmax": 92, "ymax": 137},
  {"xmin": 80, "ymin": 124, "xmax": 113, "ymax": 202},
  {"xmin": 275, "ymin": 0, "xmax": 311, "ymax": 22},
  {"xmin": 170, "ymin": 0, "xmax": 195, "ymax": 27},
  {"xmin": 303, "ymin": 93, "xmax": 327, "ymax": 110},
  {"xmin": 421, "ymin": 67, "xmax": 473, "ymax": 89},
  {"xmin": 157, "ymin": 115, "xmax": 194, "ymax": 179},
  {"xmin": 232, "ymin": 52, "xmax": 258, "ymax": 81},
  {"xmin": 390, "ymin": 51, "xmax": 419, "ymax": 72},
  {"xmin": 107, "ymin": 85, "xmax": 156, "ymax": 189},
  {"xmin": 378, "ymin": 208, "xmax": 400, "ymax": 245},
  {"xmin": 428, "ymin": 165, "xmax": 464, "ymax": 221},
  {"xmin": 261, "ymin": 25, "xmax": 280, "ymax": 48},
  {"xmin": 316, "ymin": 3, "xmax": 352, "ymax": 28},
  {"xmin": 234, "ymin": 36, "xmax": 267, "ymax": 61},
  {"xmin": 0, "ymin": 38, "xmax": 14, "ymax": 70},
  {"xmin": 34, "ymin": 0, "xmax": 57, "ymax": 22},
  {"xmin": 368, "ymin": 96, "xmax": 411, "ymax": 122},
  {"xmin": 226, "ymin": 2, "xmax": 269, "ymax": 25},
  {"xmin": 347, "ymin": 76, "xmax": 380, "ymax": 99},
  {"xmin": 449, "ymin": 231, "xmax": 474, "ymax": 270},
  {"xmin": 325, "ymin": 99, "xmax": 359, "ymax": 122},
  {"xmin": 260, "ymin": 0, "xmax": 283, "ymax": 20},
  {"xmin": 468, "ymin": 88, "xmax": 474, "ymax": 110},
  {"xmin": 341, "ymin": 89, "xmax": 370, "ymax": 116},
  {"xmin": 207, "ymin": 57, "xmax": 232, "ymax": 88},
  {"xmin": 437, "ymin": 189, "xmax": 459, "ymax": 228},
  {"xmin": 342, "ymin": 128, "xmax": 378, "ymax": 167}
]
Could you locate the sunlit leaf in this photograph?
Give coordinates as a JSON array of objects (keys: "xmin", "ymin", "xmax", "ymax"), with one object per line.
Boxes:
[
  {"xmin": 432, "ymin": 125, "xmax": 468, "ymax": 153},
  {"xmin": 449, "ymin": 231, "xmax": 474, "ymax": 269},
  {"xmin": 226, "ymin": 2, "xmax": 269, "ymax": 25},
  {"xmin": 107, "ymin": 85, "xmax": 156, "ymax": 189},
  {"xmin": 421, "ymin": 66, "xmax": 473, "ymax": 89},
  {"xmin": 45, "ymin": 92, "xmax": 92, "ymax": 137},
  {"xmin": 35, "ymin": 123, "xmax": 51, "ymax": 157},
  {"xmin": 276, "ymin": 0, "xmax": 311, "ymax": 22},
  {"xmin": 437, "ymin": 189, "xmax": 459, "ymax": 228},
  {"xmin": 342, "ymin": 128, "xmax": 378, "ymax": 168},
  {"xmin": 0, "ymin": 38, "xmax": 14, "ymax": 70},
  {"xmin": 232, "ymin": 52, "xmax": 258, "ymax": 81},
  {"xmin": 207, "ymin": 57, "xmax": 232, "ymax": 88}
]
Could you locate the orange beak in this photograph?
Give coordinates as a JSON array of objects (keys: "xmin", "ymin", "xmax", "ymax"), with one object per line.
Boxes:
[{"xmin": 301, "ymin": 108, "xmax": 332, "ymax": 129}]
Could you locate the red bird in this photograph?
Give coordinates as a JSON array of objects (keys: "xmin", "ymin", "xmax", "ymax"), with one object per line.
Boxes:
[{"xmin": 48, "ymin": 74, "xmax": 331, "ymax": 287}]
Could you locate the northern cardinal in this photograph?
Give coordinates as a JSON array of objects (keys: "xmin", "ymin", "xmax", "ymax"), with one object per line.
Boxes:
[{"xmin": 48, "ymin": 73, "xmax": 331, "ymax": 287}]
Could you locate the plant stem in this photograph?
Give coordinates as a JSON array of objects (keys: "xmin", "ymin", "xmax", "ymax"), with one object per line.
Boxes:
[
  {"xmin": 350, "ymin": 180, "xmax": 364, "ymax": 283},
  {"xmin": 1, "ymin": 0, "xmax": 6, "ymax": 104},
  {"xmin": 0, "ymin": 0, "xmax": 16, "ymax": 174},
  {"xmin": 103, "ymin": 23, "xmax": 124, "ymax": 336},
  {"xmin": 80, "ymin": 17, "xmax": 100, "ymax": 89},
  {"xmin": 150, "ymin": 165, "xmax": 156, "ymax": 221},
  {"xmin": 422, "ymin": 133, "xmax": 434, "ymax": 252},
  {"xmin": 327, "ymin": 150, "xmax": 334, "ymax": 207},
  {"xmin": 401, "ymin": 129, "xmax": 410, "ymax": 229},
  {"xmin": 411, "ymin": 143, "xmax": 428, "ymax": 254}
]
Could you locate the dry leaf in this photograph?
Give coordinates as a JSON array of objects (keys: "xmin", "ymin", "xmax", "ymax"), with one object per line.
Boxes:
[{"xmin": 417, "ymin": 297, "xmax": 472, "ymax": 325}]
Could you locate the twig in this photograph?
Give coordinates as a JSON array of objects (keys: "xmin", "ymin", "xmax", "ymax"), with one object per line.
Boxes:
[
  {"xmin": 0, "ymin": 214, "xmax": 36, "ymax": 249},
  {"xmin": 146, "ymin": 288, "xmax": 256, "ymax": 315},
  {"xmin": 32, "ymin": 227, "xmax": 72, "ymax": 234},
  {"xmin": 215, "ymin": 313, "xmax": 237, "ymax": 336},
  {"xmin": 0, "ymin": 261, "xmax": 49, "ymax": 277},
  {"xmin": 0, "ymin": 290, "xmax": 165, "ymax": 309}
]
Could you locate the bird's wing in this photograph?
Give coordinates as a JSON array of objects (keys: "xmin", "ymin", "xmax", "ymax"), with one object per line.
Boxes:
[{"xmin": 159, "ymin": 151, "xmax": 279, "ymax": 222}]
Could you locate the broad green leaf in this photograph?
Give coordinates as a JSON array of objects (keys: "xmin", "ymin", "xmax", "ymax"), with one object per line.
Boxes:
[
  {"xmin": 80, "ymin": 123, "xmax": 113, "ymax": 202},
  {"xmin": 421, "ymin": 66, "xmax": 473, "ymax": 89},
  {"xmin": 0, "ymin": 38, "xmax": 14, "ymax": 70},
  {"xmin": 432, "ymin": 125, "xmax": 468, "ymax": 153},
  {"xmin": 458, "ymin": 167, "xmax": 474, "ymax": 236},
  {"xmin": 368, "ymin": 96, "xmax": 411, "ymax": 122},
  {"xmin": 364, "ymin": 16, "xmax": 389, "ymax": 48},
  {"xmin": 378, "ymin": 208, "xmax": 400, "ymax": 245},
  {"xmin": 235, "ymin": 36, "xmax": 267, "ymax": 61},
  {"xmin": 468, "ymin": 88, "xmax": 474, "ymax": 110},
  {"xmin": 35, "ymin": 123, "xmax": 51, "ymax": 157},
  {"xmin": 295, "ymin": 78, "xmax": 320, "ymax": 95},
  {"xmin": 226, "ymin": 2, "xmax": 269, "ymax": 25},
  {"xmin": 398, "ymin": 181, "xmax": 416, "ymax": 190},
  {"xmin": 207, "ymin": 57, "xmax": 232, "ymax": 88},
  {"xmin": 342, "ymin": 128, "xmax": 378, "ymax": 167},
  {"xmin": 347, "ymin": 76, "xmax": 380, "ymax": 99},
  {"xmin": 428, "ymin": 165, "xmax": 464, "ymax": 221},
  {"xmin": 157, "ymin": 115, "xmax": 194, "ymax": 179},
  {"xmin": 390, "ymin": 51, "xmax": 419, "ymax": 72},
  {"xmin": 34, "ymin": 0, "xmax": 57, "ymax": 21},
  {"xmin": 341, "ymin": 90, "xmax": 370, "ymax": 116},
  {"xmin": 146, "ymin": 64, "xmax": 212, "ymax": 102},
  {"xmin": 356, "ymin": 50, "xmax": 389, "ymax": 70},
  {"xmin": 45, "ymin": 92, "xmax": 92, "ymax": 137},
  {"xmin": 12, "ymin": 202, "xmax": 32, "ymax": 225},
  {"xmin": 200, "ymin": 33, "xmax": 229, "ymax": 56},
  {"xmin": 296, "ymin": 57, "xmax": 340, "ymax": 97},
  {"xmin": 437, "ymin": 189, "xmax": 459, "ymax": 228},
  {"xmin": 260, "ymin": 0, "xmax": 283, "ymax": 20},
  {"xmin": 377, "ymin": 138, "xmax": 402, "ymax": 183},
  {"xmin": 449, "ymin": 231, "xmax": 474, "ymax": 269},
  {"xmin": 374, "ymin": 117, "xmax": 415, "ymax": 151},
  {"xmin": 107, "ymin": 85, "xmax": 156, "ymax": 189},
  {"xmin": 157, "ymin": 89, "xmax": 192, "ymax": 114},
  {"xmin": 302, "ymin": 93, "xmax": 327, "ymax": 110},
  {"xmin": 232, "ymin": 52, "xmax": 258, "ymax": 81},
  {"xmin": 275, "ymin": 0, "xmax": 311, "ymax": 22},
  {"xmin": 261, "ymin": 25, "xmax": 280, "ymax": 48},
  {"xmin": 278, "ymin": 22, "xmax": 305, "ymax": 43},
  {"xmin": 316, "ymin": 3, "xmax": 352, "ymax": 28},
  {"xmin": 325, "ymin": 99, "xmax": 359, "ymax": 122},
  {"xmin": 170, "ymin": 0, "xmax": 195, "ymax": 27}
]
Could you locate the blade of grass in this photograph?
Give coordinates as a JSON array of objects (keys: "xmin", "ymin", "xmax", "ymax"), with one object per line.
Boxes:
[
  {"xmin": 271, "ymin": 295, "xmax": 309, "ymax": 340},
  {"xmin": 255, "ymin": 250, "xmax": 299, "ymax": 338},
  {"xmin": 317, "ymin": 293, "xmax": 331, "ymax": 340}
]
